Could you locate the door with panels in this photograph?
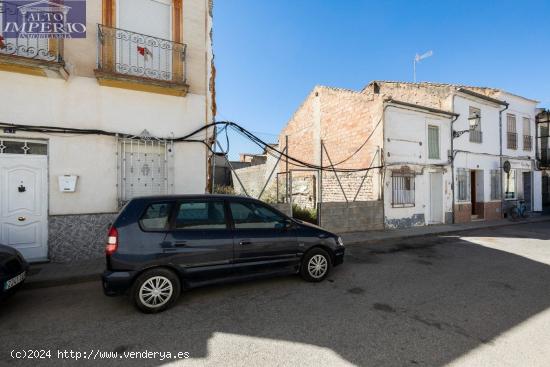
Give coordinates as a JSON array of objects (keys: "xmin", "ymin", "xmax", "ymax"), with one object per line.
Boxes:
[{"xmin": 0, "ymin": 140, "xmax": 48, "ymax": 262}]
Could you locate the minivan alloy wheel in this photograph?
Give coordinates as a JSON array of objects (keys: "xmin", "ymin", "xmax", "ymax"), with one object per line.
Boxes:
[
  {"xmin": 308, "ymin": 254, "xmax": 328, "ymax": 278},
  {"xmin": 139, "ymin": 276, "xmax": 173, "ymax": 308}
]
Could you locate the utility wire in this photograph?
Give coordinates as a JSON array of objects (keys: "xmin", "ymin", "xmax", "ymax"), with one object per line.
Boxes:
[{"xmin": 0, "ymin": 120, "xmax": 384, "ymax": 173}]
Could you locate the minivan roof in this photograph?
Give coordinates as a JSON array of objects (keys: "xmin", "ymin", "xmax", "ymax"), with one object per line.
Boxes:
[{"xmin": 130, "ymin": 194, "xmax": 257, "ymax": 201}]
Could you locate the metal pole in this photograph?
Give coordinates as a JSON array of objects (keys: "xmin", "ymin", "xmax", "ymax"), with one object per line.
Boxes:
[
  {"xmin": 258, "ymin": 146, "xmax": 287, "ymax": 200},
  {"xmin": 323, "ymin": 142, "xmax": 349, "ymax": 202},
  {"xmin": 211, "ymin": 127, "xmax": 217, "ymax": 193},
  {"xmin": 318, "ymin": 139, "xmax": 323, "ymax": 225},
  {"xmin": 216, "ymin": 141, "xmax": 250, "ymax": 197},
  {"xmin": 285, "ymin": 135, "xmax": 289, "ymax": 203}
]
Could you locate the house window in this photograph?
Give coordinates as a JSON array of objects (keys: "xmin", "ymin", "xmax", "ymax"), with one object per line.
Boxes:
[
  {"xmin": 504, "ymin": 169, "xmax": 517, "ymax": 199},
  {"xmin": 391, "ymin": 172, "xmax": 415, "ymax": 207},
  {"xmin": 428, "ymin": 125, "xmax": 440, "ymax": 159},
  {"xmin": 507, "ymin": 114, "xmax": 517, "ymax": 150},
  {"xmin": 117, "ymin": 133, "xmax": 174, "ymax": 206},
  {"xmin": 523, "ymin": 117, "xmax": 532, "ymax": 151},
  {"xmin": 456, "ymin": 168, "xmax": 470, "ymax": 202},
  {"xmin": 469, "ymin": 107, "xmax": 482, "ymax": 143},
  {"xmin": 490, "ymin": 170, "xmax": 501, "ymax": 200}
]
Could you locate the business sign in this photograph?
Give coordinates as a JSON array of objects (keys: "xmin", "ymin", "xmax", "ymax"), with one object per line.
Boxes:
[{"xmin": 1, "ymin": 0, "xmax": 86, "ymax": 39}]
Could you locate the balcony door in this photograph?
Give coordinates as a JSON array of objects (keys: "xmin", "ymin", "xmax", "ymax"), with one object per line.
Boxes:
[{"xmin": 116, "ymin": 0, "xmax": 173, "ymax": 80}]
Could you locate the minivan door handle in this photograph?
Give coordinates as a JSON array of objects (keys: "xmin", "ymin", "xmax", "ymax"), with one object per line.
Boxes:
[
  {"xmin": 239, "ymin": 240, "xmax": 252, "ymax": 246},
  {"xmin": 174, "ymin": 241, "xmax": 187, "ymax": 247}
]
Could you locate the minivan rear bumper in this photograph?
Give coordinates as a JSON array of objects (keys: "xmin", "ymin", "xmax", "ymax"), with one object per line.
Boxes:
[{"xmin": 102, "ymin": 270, "xmax": 136, "ymax": 296}]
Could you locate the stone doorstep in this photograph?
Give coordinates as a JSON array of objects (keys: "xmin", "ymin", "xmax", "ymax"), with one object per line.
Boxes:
[{"xmin": 18, "ymin": 216, "xmax": 549, "ymax": 290}]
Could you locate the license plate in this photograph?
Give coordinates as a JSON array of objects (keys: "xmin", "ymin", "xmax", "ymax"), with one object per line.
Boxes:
[{"xmin": 4, "ymin": 271, "xmax": 26, "ymax": 291}]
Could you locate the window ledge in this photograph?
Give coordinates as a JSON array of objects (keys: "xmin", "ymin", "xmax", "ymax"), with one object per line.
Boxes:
[
  {"xmin": 94, "ymin": 69, "xmax": 189, "ymax": 97},
  {"xmin": 0, "ymin": 54, "xmax": 67, "ymax": 79}
]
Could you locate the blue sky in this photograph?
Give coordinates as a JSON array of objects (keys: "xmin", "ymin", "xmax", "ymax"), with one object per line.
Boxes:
[{"xmin": 213, "ymin": 0, "xmax": 550, "ymax": 158}]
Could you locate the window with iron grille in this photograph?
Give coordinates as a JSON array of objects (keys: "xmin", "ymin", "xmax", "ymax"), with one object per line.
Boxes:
[
  {"xmin": 504, "ymin": 169, "xmax": 517, "ymax": 200},
  {"xmin": 490, "ymin": 170, "xmax": 501, "ymax": 200},
  {"xmin": 117, "ymin": 131, "xmax": 174, "ymax": 206},
  {"xmin": 428, "ymin": 125, "xmax": 440, "ymax": 159},
  {"xmin": 507, "ymin": 114, "xmax": 517, "ymax": 150},
  {"xmin": 469, "ymin": 107, "xmax": 482, "ymax": 143},
  {"xmin": 456, "ymin": 168, "xmax": 470, "ymax": 202},
  {"xmin": 392, "ymin": 172, "xmax": 415, "ymax": 207},
  {"xmin": 522, "ymin": 117, "xmax": 532, "ymax": 151}
]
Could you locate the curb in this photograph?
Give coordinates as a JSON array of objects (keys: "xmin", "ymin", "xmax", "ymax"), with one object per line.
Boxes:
[
  {"xmin": 22, "ymin": 273, "xmax": 101, "ymax": 291},
  {"xmin": 20, "ymin": 217, "xmax": 549, "ymax": 290},
  {"xmin": 344, "ymin": 217, "xmax": 550, "ymax": 247}
]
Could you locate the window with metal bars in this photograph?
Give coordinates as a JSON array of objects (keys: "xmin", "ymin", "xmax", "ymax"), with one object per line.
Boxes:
[
  {"xmin": 391, "ymin": 172, "xmax": 415, "ymax": 207},
  {"xmin": 507, "ymin": 114, "xmax": 517, "ymax": 150},
  {"xmin": 428, "ymin": 125, "xmax": 440, "ymax": 159},
  {"xmin": 504, "ymin": 169, "xmax": 517, "ymax": 200},
  {"xmin": 490, "ymin": 170, "xmax": 501, "ymax": 200},
  {"xmin": 456, "ymin": 168, "xmax": 470, "ymax": 202},
  {"xmin": 117, "ymin": 132, "xmax": 174, "ymax": 206},
  {"xmin": 522, "ymin": 117, "xmax": 532, "ymax": 151},
  {"xmin": 469, "ymin": 107, "xmax": 482, "ymax": 143}
]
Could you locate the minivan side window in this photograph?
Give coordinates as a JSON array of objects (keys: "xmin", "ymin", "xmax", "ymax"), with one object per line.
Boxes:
[
  {"xmin": 175, "ymin": 201, "xmax": 227, "ymax": 230},
  {"xmin": 140, "ymin": 202, "xmax": 173, "ymax": 231},
  {"xmin": 230, "ymin": 202, "xmax": 285, "ymax": 229}
]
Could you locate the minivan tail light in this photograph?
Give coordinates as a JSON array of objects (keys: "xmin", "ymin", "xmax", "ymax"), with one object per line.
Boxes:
[{"xmin": 105, "ymin": 226, "xmax": 118, "ymax": 256}]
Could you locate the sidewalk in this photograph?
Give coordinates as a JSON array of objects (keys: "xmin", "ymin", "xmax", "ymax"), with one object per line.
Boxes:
[
  {"xmin": 342, "ymin": 215, "xmax": 550, "ymax": 245},
  {"xmin": 23, "ymin": 215, "xmax": 550, "ymax": 290}
]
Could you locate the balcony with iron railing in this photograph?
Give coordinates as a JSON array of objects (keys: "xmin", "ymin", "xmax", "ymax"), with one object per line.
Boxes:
[
  {"xmin": 469, "ymin": 129, "xmax": 482, "ymax": 143},
  {"xmin": 0, "ymin": 2, "xmax": 65, "ymax": 77},
  {"xmin": 94, "ymin": 24, "xmax": 188, "ymax": 97},
  {"xmin": 523, "ymin": 135, "xmax": 532, "ymax": 151},
  {"xmin": 507, "ymin": 132, "xmax": 518, "ymax": 150}
]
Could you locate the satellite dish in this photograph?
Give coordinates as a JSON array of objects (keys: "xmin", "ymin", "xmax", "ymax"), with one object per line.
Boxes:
[{"xmin": 503, "ymin": 161, "xmax": 511, "ymax": 174}]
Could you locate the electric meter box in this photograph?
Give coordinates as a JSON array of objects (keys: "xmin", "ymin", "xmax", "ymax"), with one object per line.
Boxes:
[{"xmin": 58, "ymin": 175, "xmax": 78, "ymax": 193}]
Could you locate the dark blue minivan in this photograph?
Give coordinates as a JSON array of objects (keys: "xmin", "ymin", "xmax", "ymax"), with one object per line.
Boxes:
[{"xmin": 102, "ymin": 195, "xmax": 345, "ymax": 313}]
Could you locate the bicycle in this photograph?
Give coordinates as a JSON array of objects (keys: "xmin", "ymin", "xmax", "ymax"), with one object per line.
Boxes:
[{"xmin": 508, "ymin": 200, "xmax": 529, "ymax": 221}]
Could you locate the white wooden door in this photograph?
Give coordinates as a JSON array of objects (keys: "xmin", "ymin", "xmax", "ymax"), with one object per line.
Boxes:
[
  {"xmin": 0, "ymin": 155, "xmax": 48, "ymax": 262},
  {"xmin": 429, "ymin": 172, "xmax": 443, "ymax": 224}
]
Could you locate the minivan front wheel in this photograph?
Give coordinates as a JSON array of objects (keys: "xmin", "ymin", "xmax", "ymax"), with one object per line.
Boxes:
[
  {"xmin": 132, "ymin": 268, "xmax": 181, "ymax": 313},
  {"xmin": 300, "ymin": 248, "xmax": 332, "ymax": 282}
]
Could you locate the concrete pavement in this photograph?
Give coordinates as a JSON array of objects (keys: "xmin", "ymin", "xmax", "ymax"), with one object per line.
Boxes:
[
  {"xmin": 1, "ymin": 222, "xmax": 549, "ymax": 366},
  {"xmin": 23, "ymin": 216, "xmax": 550, "ymax": 289}
]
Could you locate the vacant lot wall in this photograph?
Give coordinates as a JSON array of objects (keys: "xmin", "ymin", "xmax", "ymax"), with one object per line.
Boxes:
[{"xmin": 319, "ymin": 201, "xmax": 384, "ymax": 233}]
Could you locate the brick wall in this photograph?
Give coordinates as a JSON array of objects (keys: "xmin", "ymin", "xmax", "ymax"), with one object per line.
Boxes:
[
  {"xmin": 454, "ymin": 203, "xmax": 472, "ymax": 223},
  {"xmin": 484, "ymin": 201, "xmax": 502, "ymax": 220},
  {"xmin": 278, "ymin": 86, "xmax": 383, "ymax": 203}
]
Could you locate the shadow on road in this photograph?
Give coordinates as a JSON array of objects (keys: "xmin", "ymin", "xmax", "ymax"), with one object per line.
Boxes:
[{"xmin": 1, "ymin": 224, "xmax": 549, "ymax": 366}]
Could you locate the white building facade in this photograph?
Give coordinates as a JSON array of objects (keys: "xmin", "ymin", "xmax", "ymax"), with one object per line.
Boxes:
[
  {"xmin": 382, "ymin": 100, "xmax": 455, "ymax": 228},
  {"xmin": 0, "ymin": 0, "xmax": 215, "ymax": 262}
]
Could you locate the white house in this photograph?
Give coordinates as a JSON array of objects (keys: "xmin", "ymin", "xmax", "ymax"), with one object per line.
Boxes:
[
  {"xmin": 0, "ymin": 0, "xmax": 215, "ymax": 262},
  {"xmin": 366, "ymin": 82, "xmax": 542, "ymax": 223},
  {"xmin": 382, "ymin": 99, "xmax": 455, "ymax": 228}
]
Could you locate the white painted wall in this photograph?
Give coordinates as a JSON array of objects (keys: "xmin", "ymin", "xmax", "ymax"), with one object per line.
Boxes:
[{"xmin": 383, "ymin": 105, "xmax": 453, "ymax": 227}]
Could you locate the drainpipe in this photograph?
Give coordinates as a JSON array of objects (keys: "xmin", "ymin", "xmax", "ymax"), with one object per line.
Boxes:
[
  {"xmin": 499, "ymin": 103, "xmax": 509, "ymax": 217},
  {"xmin": 451, "ymin": 93, "xmax": 458, "ymax": 224}
]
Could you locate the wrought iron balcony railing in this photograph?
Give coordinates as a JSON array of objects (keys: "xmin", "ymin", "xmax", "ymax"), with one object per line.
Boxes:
[
  {"xmin": 469, "ymin": 129, "xmax": 482, "ymax": 143},
  {"xmin": 96, "ymin": 24, "xmax": 187, "ymax": 84},
  {"xmin": 0, "ymin": 34, "xmax": 63, "ymax": 63},
  {"xmin": 0, "ymin": 1, "xmax": 63, "ymax": 63},
  {"xmin": 507, "ymin": 132, "xmax": 517, "ymax": 150},
  {"xmin": 523, "ymin": 135, "xmax": 532, "ymax": 151}
]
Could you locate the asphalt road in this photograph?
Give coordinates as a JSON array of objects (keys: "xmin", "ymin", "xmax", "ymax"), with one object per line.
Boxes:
[{"xmin": 1, "ymin": 222, "xmax": 550, "ymax": 367}]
